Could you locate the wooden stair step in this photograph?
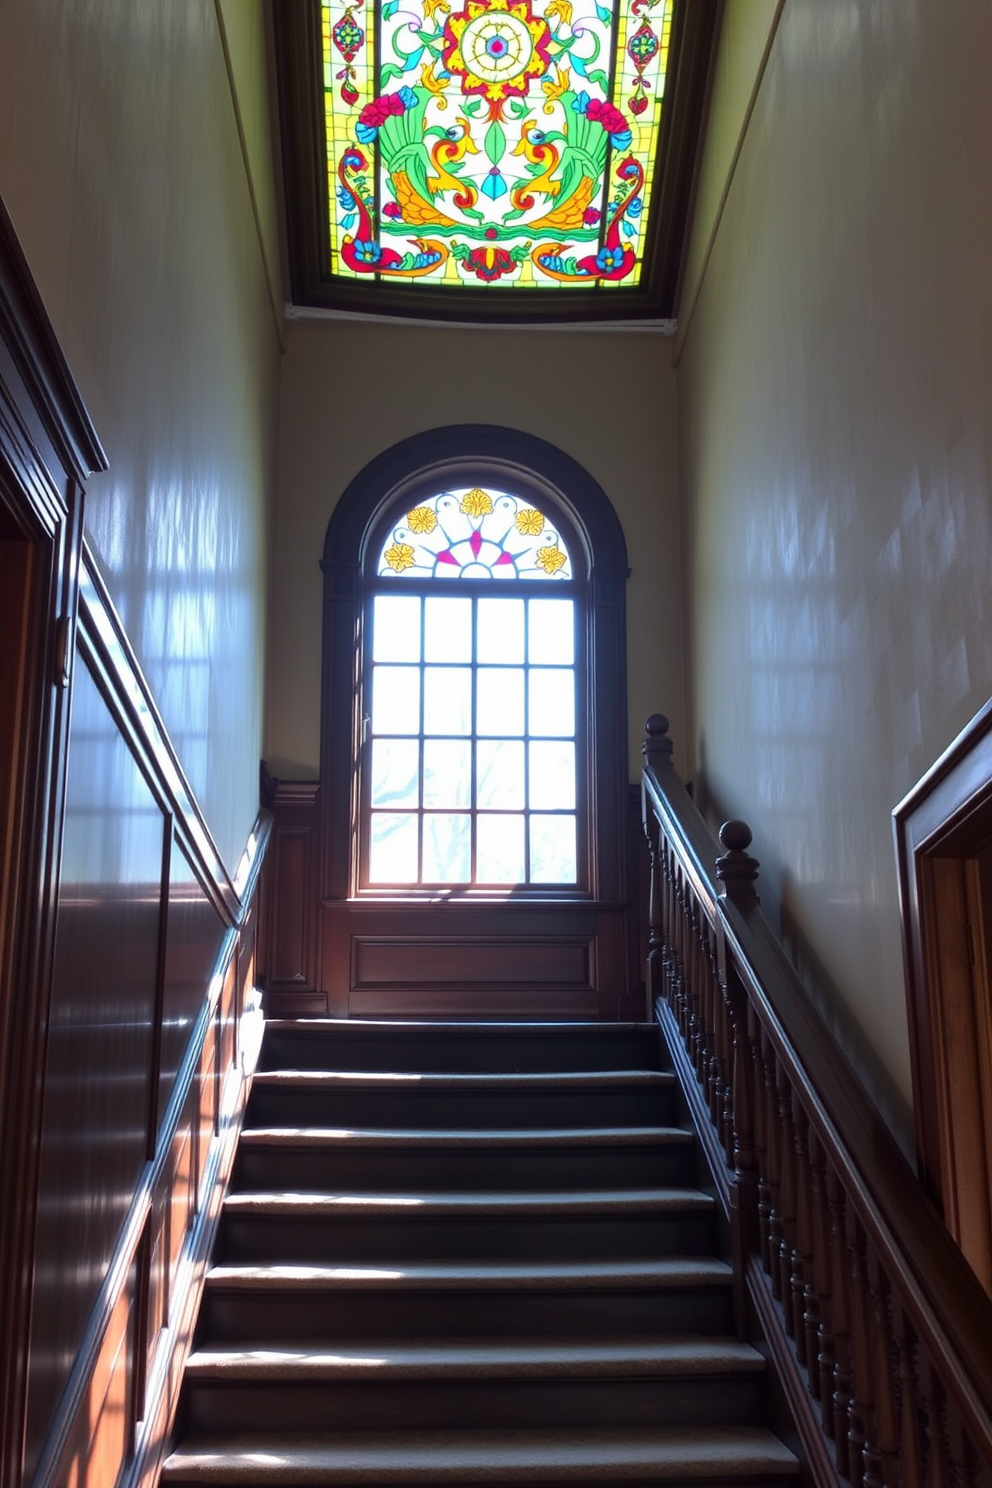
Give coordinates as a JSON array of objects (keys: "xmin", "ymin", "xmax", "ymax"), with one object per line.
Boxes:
[
  {"xmin": 237, "ymin": 1125, "xmax": 692, "ymax": 1149},
  {"xmin": 161, "ymin": 1425, "xmax": 799, "ymax": 1483},
  {"xmin": 251, "ymin": 1070, "xmax": 673, "ymax": 1090},
  {"xmin": 222, "ymin": 1188, "xmax": 714, "ymax": 1218},
  {"xmin": 183, "ymin": 1336, "xmax": 765, "ymax": 1381},
  {"xmin": 203, "ymin": 1257, "xmax": 734, "ymax": 1292}
]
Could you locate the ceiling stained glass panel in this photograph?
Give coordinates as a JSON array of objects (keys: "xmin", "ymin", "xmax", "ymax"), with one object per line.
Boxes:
[{"xmin": 322, "ymin": 0, "xmax": 673, "ymax": 291}]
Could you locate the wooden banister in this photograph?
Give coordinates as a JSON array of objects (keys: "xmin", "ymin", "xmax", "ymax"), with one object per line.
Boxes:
[{"xmin": 642, "ymin": 714, "xmax": 992, "ymax": 1488}]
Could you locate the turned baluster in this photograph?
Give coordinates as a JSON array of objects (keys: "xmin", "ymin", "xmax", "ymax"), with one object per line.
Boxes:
[
  {"xmin": 788, "ymin": 1091, "xmax": 814, "ymax": 1369},
  {"xmin": 845, "ymin": 1209, "xmax": 875, "ymax": 1488},
  {"xmin": 642, "ymin": 803, "xmax": 664, "ymax": 1008},
  {"xmin": 806, "ymin": 1131, "xmax": 837, "ymax": 1432},
  {"xmin": 761, "ymin": 1034, "xmax": 785, "ymax": 1299},
  {"xmin": 775, "ymin": 1062, "xmax": 800, "ymax": 1326},
  {"xmin": 749, "ymin": 1006, "xmax": 773, "ymax": 1272},
  {"xmin": 918, "ymin": 1355, "xmax": 950, "ymax": 1488},
  {"xmin": 826, "ymin": 1166, "xmax": 854, "ymax": 1479},
  {"xmin": 892, "ymin": 1300, "xmax": 922, "ymax": 1488},
  {"xmin": 864, "ymin": 1248, "xmax": 899, "ymax": 1488}
]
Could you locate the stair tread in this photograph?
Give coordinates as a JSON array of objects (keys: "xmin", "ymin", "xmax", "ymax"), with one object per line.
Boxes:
[
  {"xmin": 238, "ymin": 1125, "xmax": 692, "ymax": 1149},
  {"xmin": 263, "ymin": 1020, "xmax": 656, "ymax": 1036},
  {"xmin": 204, "ymin": 1257, "xmax": 733, "ymax": 1290},
  {"xmin": 162, "ymin": 1425, "xmax": 799, "ymax": 1481},
  {"xmin": 222, "ymin": 1188, "xmax": 714, "ymax": 1217},
  {"xmin": 185, "ymin": 1336, "xmax": 765, "ymax": 1379},
  {"xmin": 251, "ymin": 1069, "xmax": 671, "ymax": 1089}
]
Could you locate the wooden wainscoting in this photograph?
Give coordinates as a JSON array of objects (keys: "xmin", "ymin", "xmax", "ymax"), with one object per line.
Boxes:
[
  {"xmin": 21, "ymin": 558, "xmax": 271, "ymax": 1488},
  {"xmin": 259, "ymin": 769, "xmax": 647, "ymax": 1022}
]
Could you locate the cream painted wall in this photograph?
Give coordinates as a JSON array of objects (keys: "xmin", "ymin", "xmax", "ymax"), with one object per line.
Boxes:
[
  {"xmin": 0, "ymin": 0, "xmax": 282, "ymax": 871},
  {"xmin": 677, "ymin": 0, "xmax": 992, "ymax": 1150},
  {"xmin": 266, "ymin": 318, "xmax": 683, "ymax": 783}
]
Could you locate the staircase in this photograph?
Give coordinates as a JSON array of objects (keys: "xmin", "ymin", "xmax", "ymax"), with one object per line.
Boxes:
[{"xmin": 162, "ymin": 1020, "xmax": 798, "ymax": 1486}]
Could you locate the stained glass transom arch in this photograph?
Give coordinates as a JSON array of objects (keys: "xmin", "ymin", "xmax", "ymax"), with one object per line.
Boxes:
[{"xmin": 377, "ymin": 487, "xmax": 572, "ymax": 579}]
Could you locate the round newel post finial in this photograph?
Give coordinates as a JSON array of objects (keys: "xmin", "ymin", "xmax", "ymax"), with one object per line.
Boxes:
[
  {"xmin": 642, "ymin": 714, "xmax": 674, "ymax": 766},
  {"xmin": 716, "ymin": 820, "xmax": 760, "ymax": 902}
]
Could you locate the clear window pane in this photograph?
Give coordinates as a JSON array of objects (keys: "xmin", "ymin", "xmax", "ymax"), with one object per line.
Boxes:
[
  {"xmin": 373, "ymin": 595, "xmax": 421, "ymax": 661},
  {"xmin": 425, "ymin": 597, "xmax": 472, "ymax": 662},
  {"xmin": 423, "ymin": 813, "xmax": 471, "ymax": 882},
  {"xmin": 529, "ymin": 741, "xmax": 576, "ymax": 809},
  {"xmin": 424, "ymin": 739, "xmax": 472, "ymax": 808},
  {"xmin": 423, "ymin": 666, "xmax": 472, "ymax": 735},
  {"xmin": 369, "ymin": 812, "xmax": 419, "ymax": 882},
  {"xmin": 477, "ymin": 668, "xmax": 524, "ymax": 735},
  {"xmin": 371, "ymin": 739, "xmax": 420, "ymax": 808},
  {"xmin": 476, "ymin": 740, "xmax": 525, "ymax": 809},
  {"xmin": 372, "ymin": 666, "xmax": 421, "ymax": 734},
  {"xmin": 529, "ymin": 669, "xmax": 575, "ymax": 737},
  {"xmin": 477, "ymin": 814, "xmax": 525, "ymax": 884},
  {"xmin": 528, "ymin": 599, "xmax": 574, "ymax": 665},
  {"xmin": 530, "ymin": 814, "xmax": 577, "ymax": 883},
  {"xmin": 478, "ymin": 598, "xmax": 524, "ymax": 663}
]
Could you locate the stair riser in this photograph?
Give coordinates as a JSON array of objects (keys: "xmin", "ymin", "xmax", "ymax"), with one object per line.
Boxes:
[
  {"xmin": 199, "ymin": 1285, "xmax": 737, "ymax": 1343},
  {"xmin": 246, "ymin": 1087, "xmax": 678, "ymax": 1130},
  {"xmin": 233, "ymin": 1144, "xmax": 697, "ymax": 1194},
  {"xmin": 219, "ymin": 1212, "xmax": 717, "ymax": 1264},
  {"xmin": 181, "ymin": 1374, "xmax": 767, "ymax": 1435},
  {"xmin": 259, "ymin": 1030, "xmax": 664, "ymax": 1075}
]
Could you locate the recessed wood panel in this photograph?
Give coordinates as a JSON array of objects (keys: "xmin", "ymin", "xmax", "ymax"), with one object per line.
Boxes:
[{"xmin": 355, "ymin": 937, "xmax": 590, "ymax": 987}]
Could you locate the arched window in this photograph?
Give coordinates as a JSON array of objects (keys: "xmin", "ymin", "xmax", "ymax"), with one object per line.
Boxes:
[
  {"xmin": 319, "ymin": 426, "xmax": 631, "ymax": 1020},
  {"xmin": 365, "ymin": 485, "xmax": 581, "ymax": 888}
]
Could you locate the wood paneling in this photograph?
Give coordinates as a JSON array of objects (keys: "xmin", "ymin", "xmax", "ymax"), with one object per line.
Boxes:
[
  {"xmin": 0, "ymin": 197, "xmax": 271, "ymax": 1488},
  {"xmin": 258, "ymin": 774, "xmax": 321, "ymax": 1016}
]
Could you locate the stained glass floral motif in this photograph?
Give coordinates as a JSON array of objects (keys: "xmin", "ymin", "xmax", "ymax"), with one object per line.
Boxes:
[
  {"xmin": 377, "ymin": 488, "xmax": 573, "ymax": 579},
  {"xmin": 321, "ymin": 0, "xmax": 673, "ymax": 290}
]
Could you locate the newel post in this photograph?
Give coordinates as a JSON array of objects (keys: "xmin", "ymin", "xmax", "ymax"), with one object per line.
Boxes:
[
  {"xmin": 641, "ymin": 715, "xmax": 674, "ymax": 1013},
  {"xmin": 716, "ymin": 821, "xmax": 762, "ymax": 1317}
]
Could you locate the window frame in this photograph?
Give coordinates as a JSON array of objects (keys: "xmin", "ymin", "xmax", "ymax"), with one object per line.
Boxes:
[
  {"xmin": 319, "ymin": 426, "xmax": 629, "ymax": 910},
  {"xmin": 359, "ymin": 550, "xmax": 590, "ymax": 894}
]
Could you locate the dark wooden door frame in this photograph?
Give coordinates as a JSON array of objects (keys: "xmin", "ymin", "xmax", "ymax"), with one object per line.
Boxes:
[
  {"xmin": 317, "ymin": 425, "xmax": 633, "ymax": 1020},
  {"xmin": 0, "ymin": 197, "xmax": 106, "ymax": 1488},
  {"xmin": 895, "ymin": 699, "xmax": 992, "ymax": 1289}
]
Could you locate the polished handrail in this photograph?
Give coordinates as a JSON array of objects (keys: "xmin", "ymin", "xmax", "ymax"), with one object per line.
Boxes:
[{"xmin": 642, "ymin": 714, "xmax": 992, "ymax": 1488}]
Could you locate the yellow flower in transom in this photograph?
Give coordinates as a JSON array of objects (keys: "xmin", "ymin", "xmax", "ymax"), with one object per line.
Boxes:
[
  {"xmin": 424, "ymin": 0, "xmax": 451, "ymax": 19},
  {"xmin": 385, "ymin": 542, "xmax": 416, "ymax": 572},
  {"xmin": 406, "ymin": 505, "xmax": 438, "ymax": 533},
  {"xmin": 515, "ymin": 507, "xmax": 545, "ymax": 536},
  {"xmin": 461, "ymin": 487, "xmax": 494, "ymax": 516},
  {"xmin": 534, "ymin": 544, "xmax": 566, "ymax": 574}
]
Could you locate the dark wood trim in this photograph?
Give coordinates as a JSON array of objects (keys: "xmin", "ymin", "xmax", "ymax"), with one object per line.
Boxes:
[
  {"xmin": 0, "ymin": 197, "xmax": 106, "ymax": 486},
  {"xmin": 272, "ymin": 0, "xmax": 721, "ymax": 322},
  {"xmin": 0, "ymin": 196, "xmax": 100, "ymax": 1488},
  {"xmin": 893, "ymin": 699, "xmax": 992, "ymax": 1263},
  {"xmin": 258, "ymin": 772, "xmax": 322, "ymax": 1014}
]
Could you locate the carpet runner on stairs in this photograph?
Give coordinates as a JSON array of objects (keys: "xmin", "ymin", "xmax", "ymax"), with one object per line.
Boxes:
[{"xmin": 161, "ymin": 1020, "xmax": 798, "ymax": 1486}]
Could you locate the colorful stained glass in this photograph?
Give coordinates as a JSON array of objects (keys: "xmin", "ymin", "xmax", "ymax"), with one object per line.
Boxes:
[
  {"xmin": 321, "ymin": 0, "xmax": 672, "ymax": 291},
  {"xmin": 377, "ymin": 488, "xmax": 572, "ymax": 579}
]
